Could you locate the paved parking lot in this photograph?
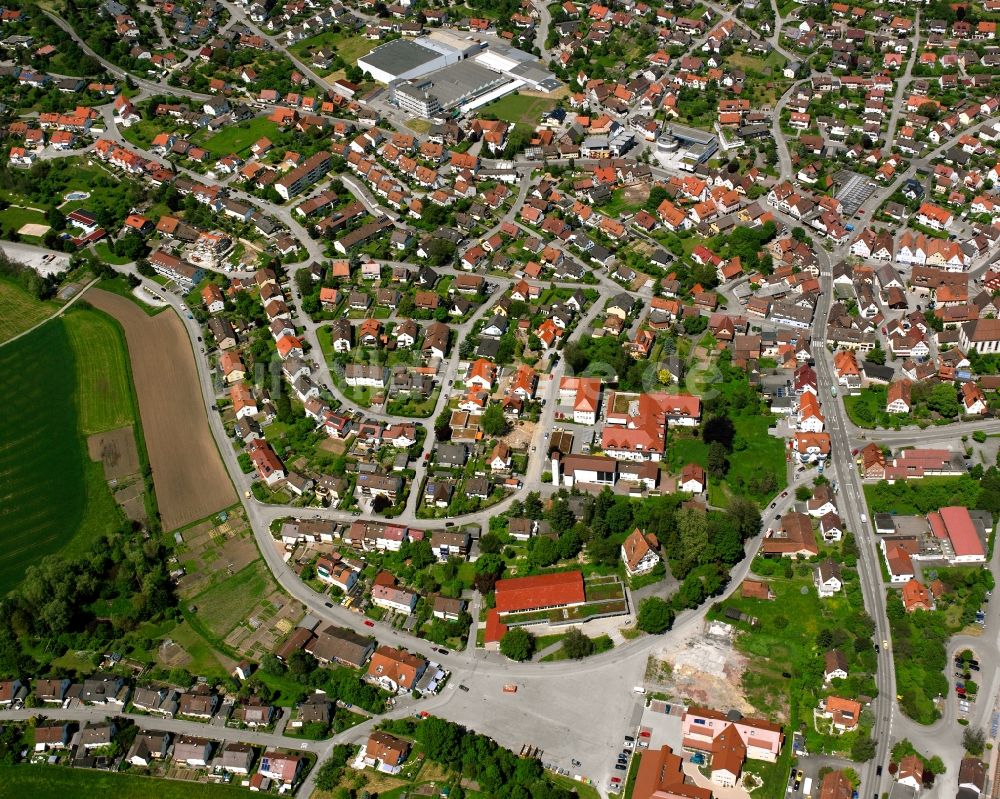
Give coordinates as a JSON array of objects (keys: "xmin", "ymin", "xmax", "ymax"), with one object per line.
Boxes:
[
  {"xmin": 446, "ymin": 647, "xmax": 650, "ymax": 789},
  {"xmin": 0, "ymin": 241, "xmax": 71, "ymax": 276}
]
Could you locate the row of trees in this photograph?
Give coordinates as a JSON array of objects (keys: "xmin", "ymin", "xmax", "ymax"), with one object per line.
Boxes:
[{"xmin": 381, "ymin": 715, "xmax": 579, "ymax": 799}]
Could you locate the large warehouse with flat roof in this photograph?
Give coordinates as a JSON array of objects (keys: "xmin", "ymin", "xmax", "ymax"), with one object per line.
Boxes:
[
  {"xmin": 359, "ymin": 33, "xmax": 559, "ymax": 118},
  {"xmin": 392, "ymin": 60, "xmax": 510, "ymax": 118},
  {"xmin": 357, "ymin": 32, "xmax": 486, "ymax": 85},
  {"xmin": 357, "ymin": 37, "xmax": 465, "ymax": 85}
]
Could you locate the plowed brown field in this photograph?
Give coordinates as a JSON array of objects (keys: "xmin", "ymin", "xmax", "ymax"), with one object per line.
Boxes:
[{"xmin": 87, "ymin": 289, "xmax": 235, "ymax": 530}]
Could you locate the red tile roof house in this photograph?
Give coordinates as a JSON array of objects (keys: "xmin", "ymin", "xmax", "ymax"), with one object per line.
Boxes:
[
  {"xmin": 901, "ymin": 578, "xmax": 933, "ymax": 612},
  {"xmin": 364, "ymin": 731, "xmax": 411, "ymax": 774},
  {"xmin": 494, "ymin": 571, "xmax": 586, "ymax": 620},
  {"xmin": 621, "ymin": 528, "xmax": 661, "ymax": 576},
  {"xmin": 367, "ymin": 646, "xmax": 428, "ymax": 692},
  {"xmin": 483, "ymin": 608, "xmax": 508, "ymax": 651},
  {"xmin": 816, "ymin": 696, "xmax": 862, "ymax": 733}
]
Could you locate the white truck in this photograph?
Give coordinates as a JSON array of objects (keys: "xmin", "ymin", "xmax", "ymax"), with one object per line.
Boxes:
[{"xmin": 802, "ymin": 777, "xmax": 813, "ymax": 797}]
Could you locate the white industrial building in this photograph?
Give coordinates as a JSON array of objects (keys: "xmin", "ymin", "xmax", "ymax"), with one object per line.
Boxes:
[
  {"xmin": 379, "ymin": 37, "xmax": 559, "ymax": 119},
  {"xmin": 357, "ymin": 32, "xmax": 480, "ymax": 85}
]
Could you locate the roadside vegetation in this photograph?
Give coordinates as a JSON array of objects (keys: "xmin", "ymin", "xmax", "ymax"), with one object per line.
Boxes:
[{"xmin": 887, "ymin": 568, "xmax": 994, "ymax": 724}]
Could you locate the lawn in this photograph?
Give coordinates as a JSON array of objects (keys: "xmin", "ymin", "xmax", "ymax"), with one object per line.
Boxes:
[
  {"xmin": 63, "ymin": 308, "xmax": 135, "ymax": 435},
  {"xmin": 711, "ymin": 551, "xmax": 878, "ymax": 785},
  {"xmin": 161, "ymin": 619, "xmax": 232, "ymax": 677},
  {"xmin": 118, "ymin": 117, "xmax": 176, "ymax": 150},
  {"xmin": 667, "ymin": 414, "xmax": 786, "ymax": 507},
  {"xmin": 96, "ymin": 276, "xmax": 168, "ymax": 316},
  {"xmin": 200, "ymin": 117, "xmax": 281, "ymax": 158},
  {"xmin": 0, "ymin": 315, "xmax": 126, "ymax": 595},
  {"xmin": 0, "ymin": 765, "xmax": 249, "ymax": 798},
  {"xmin": 596, "ymin": 187, "xmax": 645, "ymax": 218},
  {"xmin": 540, "ymin": 634, "xmax": 613, "ymax": 662},
  {"xmin": 479, "ymin": 93, "xmax": 557, "ymax": 126},
  {"xmin": 94, "ymin": 241, "xmax": 134, "ymax": 265},
  {"xmin": 0, "ymin": 277, "xmax": 57, "ymax": 343},
  {"xmin": 0, "ymin": 204, "xmax": 47, "ymax": 235},
  {"xmin": 844, "ymin": 387, "xmax": 887, "ymax": 429},
  {"xmin": 289, "ymin": 29, "xmax": 373, "ymax": 66}
]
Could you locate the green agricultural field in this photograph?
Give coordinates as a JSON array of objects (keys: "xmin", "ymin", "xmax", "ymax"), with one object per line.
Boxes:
[
  {"xmin": 479, "ymin": 93, "xmax": 557, "ymax": 126},
  {"xmin": 0, "ymin": 310, "xmax": 135, "ymax": 595},
  {"xmin": 200, "ymin": 117, "xmax": 281, "ymax": 157},
  {"xmin": 0, "ymin": 766, "xmax": 249, "ymax": 798},
  {"xmin": 0, "ymin": 319, "xmax": 87, "ymax": 594},
  {"xmin": 0, "ymin": 277, "xmax": 57, "ymax": 343},
  {"xmin": 64, "ymin": 308, "xmax": 135, "ymax": 435}
]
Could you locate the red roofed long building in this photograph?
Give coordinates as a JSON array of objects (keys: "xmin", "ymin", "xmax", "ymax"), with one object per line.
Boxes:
[
  {"xmin": 928, "ymin": 506, "xmax": 986, "ymax": 563},
  {"xmin": 494, "ymin": 571, "xmax": 586, "ymax": 616}
]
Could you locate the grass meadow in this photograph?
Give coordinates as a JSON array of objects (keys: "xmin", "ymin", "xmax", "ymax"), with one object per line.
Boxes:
[
  {"xmin": 64, "ymin": 307, "xmax": 135, "ymax": 435},
  {"xmin": 0, "ymin": 277, "xmax": 57, "ymax": 343}
]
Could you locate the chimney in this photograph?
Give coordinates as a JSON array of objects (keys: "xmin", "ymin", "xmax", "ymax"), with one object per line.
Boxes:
[{"xmin": 550, "ymin": 450, "xmax": 560, "ymax": 487}]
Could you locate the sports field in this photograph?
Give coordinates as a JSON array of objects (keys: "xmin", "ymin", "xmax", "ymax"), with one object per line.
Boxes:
[
  {"xmin": 0, "ymin": 277, "xmax": 57, "ymax": 343},
  {"xmin": 0, "ymin": 311, "xmax": 129, "ymax": 594},
  {"xmin": 0, "ymin": 765, "xmax": 249, "ymax": 798},
  {"xmin": 64, "ymin": 308, "xmax": 135, "ymax": 435}
]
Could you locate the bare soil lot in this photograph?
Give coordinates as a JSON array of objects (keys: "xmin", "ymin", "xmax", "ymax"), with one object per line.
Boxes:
[
  {"xmin": 87, "ymin": 289, "xmax": 235, "ymax": 530},
  {"xmin": 87, "ymin": 425, "xmax": 139, "ymax": 481},
  {"xmin": 114, "ymin": 482, "xmax": 147, "ymax": 524},
  {"xmin": 646, "ymin": 622, "xmax": 756, "ymax": 714}
]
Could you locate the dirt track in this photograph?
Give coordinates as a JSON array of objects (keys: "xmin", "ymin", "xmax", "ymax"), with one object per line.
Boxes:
[{"xmin": 87, "ymin": 289, "xmax": 235, "ymax": 530}]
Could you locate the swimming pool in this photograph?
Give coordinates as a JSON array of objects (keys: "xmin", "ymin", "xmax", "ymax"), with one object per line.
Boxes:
[{"xmin": 64, "ymin": 191, "xmax": 91, "ymax": 201}]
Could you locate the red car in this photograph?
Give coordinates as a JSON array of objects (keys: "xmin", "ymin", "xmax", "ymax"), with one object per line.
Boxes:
[{"xmin": 364, "ymin": 620, "xmax": 375, "ymax": 627}]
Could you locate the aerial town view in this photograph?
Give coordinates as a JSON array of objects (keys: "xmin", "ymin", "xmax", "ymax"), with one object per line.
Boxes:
[{"xmin": 4, "ymin": 0, "xmax": 1000, "ymax": 797}]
